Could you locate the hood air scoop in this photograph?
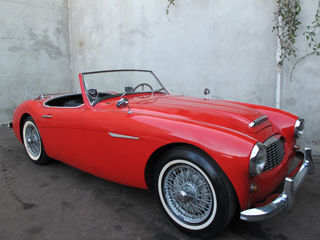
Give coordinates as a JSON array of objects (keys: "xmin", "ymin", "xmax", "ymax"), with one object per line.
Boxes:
[{"xmin": 249, "ymin": 116, "xmax": 269, "ymax": 128}]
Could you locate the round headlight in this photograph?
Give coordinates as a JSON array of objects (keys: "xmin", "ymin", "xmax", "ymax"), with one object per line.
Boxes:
[
  {"xmin": 249, "ymin": 142, "xmax": 267, "ymax": 176},
  {"xmin": 294, "ymin": 118, "xmax": 304, "ymax": 139}
]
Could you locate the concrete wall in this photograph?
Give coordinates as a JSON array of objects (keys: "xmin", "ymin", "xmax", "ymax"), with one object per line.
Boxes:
[
  {"xmin": 1, "ymin": 0, "xmax": 318, "ymax": 154},
  {"xmin": 0, "ymin": 0, "xmax": 72, "ymax": 123},
  {"xmin": 281, "ymin": 0, "xmax": 320, "ymax": 155},
  {"xmin": 69, "ymin": 0, "xmax": 277, "ymax": 107},
  {"xmin": 69, "ymin": 0, "xmax": 319, "ymax": 154}
]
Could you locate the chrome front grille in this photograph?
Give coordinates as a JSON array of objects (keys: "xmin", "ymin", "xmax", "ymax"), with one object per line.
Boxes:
[{"xmin": 263, "ymin": 136, "xmax": 285, "ymax": 172}]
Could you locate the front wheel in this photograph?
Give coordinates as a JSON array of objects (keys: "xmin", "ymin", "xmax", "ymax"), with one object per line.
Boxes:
[
  {"xmin": 22, "ymin": 116, "xmax": 50, "ymax": 165},
  {"xmin": 154, "ymin": 146, "xmax": 236, "ymax": 238}
]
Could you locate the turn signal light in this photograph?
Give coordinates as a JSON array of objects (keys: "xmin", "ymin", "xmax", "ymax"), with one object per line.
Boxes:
[
  {"xmin": 294, "ymin": 145, "xmax": 300, "ymax": 151},
  {"xmin": 250, "ymin": 183, "xmax": 259, "ymax": 193}
]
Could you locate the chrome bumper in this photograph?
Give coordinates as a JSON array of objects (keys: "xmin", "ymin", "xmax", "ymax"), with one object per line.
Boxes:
[
  {"xmin": 240, "ymin": 148, "xmax": 315, "ymax": 222},
  {"xmin": 6, "ymin": 122, "xmax": 12, "ymax": 129}
]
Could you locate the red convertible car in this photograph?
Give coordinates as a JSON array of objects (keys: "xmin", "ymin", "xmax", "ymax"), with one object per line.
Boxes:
[{"xmin": 9, "ymin": 70, "xmax": 314, "ymax": 238}]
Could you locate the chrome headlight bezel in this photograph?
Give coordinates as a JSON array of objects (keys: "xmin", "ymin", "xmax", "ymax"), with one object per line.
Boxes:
[
  {"xmin": 249, "ymin": 142, "xmax": 267, "ymax": 176},
  {"xmin": 294, "ymin": 118, "xmax": 304, "ymax": 139}
]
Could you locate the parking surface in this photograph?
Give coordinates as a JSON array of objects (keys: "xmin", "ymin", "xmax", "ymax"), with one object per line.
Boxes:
[{"xmin": 0, "ymin": 126, "xmax": 319, "ymax": 240}]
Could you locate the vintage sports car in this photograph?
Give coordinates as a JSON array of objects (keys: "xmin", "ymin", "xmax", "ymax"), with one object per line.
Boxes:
[{"xmin": 9, "ymin": 69, "xmax": 314, "ymax": 238}]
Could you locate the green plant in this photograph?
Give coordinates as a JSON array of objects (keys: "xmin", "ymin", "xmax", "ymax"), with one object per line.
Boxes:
[
  {"xmin": 303, "ymin": 1, "xmax": 320, "ymax": 55},
  {"xmin": 273, "ymin": 0, "xmax": 302, "ymax": 67},
  {"xmin": 290, "ymin": 1, "xmax": 320, "ymax": 81},
  {"xmin": 166, "ymin": 0, "xmax": 175, "ymax": 15}
]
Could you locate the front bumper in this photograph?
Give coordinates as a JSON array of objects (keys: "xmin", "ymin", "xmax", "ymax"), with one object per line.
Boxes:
[
  {"xmin": 240, "ymin": 148, "xmax": 315, "ymax": 221},
  {"xmin": 7, "ymin": 122, "xmax": 12, "ymax": 129},
  {"xmin": 2, "ymin": 122, "xmax": 12, "ymax": 129}
]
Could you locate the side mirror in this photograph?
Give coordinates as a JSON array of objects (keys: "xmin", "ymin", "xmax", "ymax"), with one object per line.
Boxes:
[
  {"xmin": 116, "ymin": 98, "xmax": 132, "ymax": 114},
  {"xmin": 116, "ymin": 98, "xmax": 128, "ymax": 108}
]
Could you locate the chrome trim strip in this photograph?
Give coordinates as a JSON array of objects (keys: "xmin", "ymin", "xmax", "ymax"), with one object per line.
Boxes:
[
  {"xmin": 108, "ymin": 132, "xmax": 139, "ymax": 140},
  {"xmin": 240, "ymin": 148, "xmax": 315, "ymax": 221},
  {"xmin": 43, "ymin": 104, "xmax": 85, "ymax": 109},
  {"xmin": 81, "ymin": 70, "xmax": 169, "ymax": 107},
  {"xmin": 36, "ymin": 92, "xmax": 79, "ymax": 100},
  {"xmin": 249, "ymin": 115, "xmax": 269, "ymax": 128}
]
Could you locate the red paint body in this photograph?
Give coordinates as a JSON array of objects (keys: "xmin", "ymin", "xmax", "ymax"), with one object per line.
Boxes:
[{"xmin": 12, "ymin": 73, "xmax": 298, "ymax": 211}]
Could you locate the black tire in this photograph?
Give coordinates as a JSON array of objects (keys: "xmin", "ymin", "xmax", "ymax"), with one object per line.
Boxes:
[
  {"xmin": 22, "ymin": 116, "xmax": 50, "ymax": 165},
  {"xmin": 154, "ymin": 146, "xmax": 237, "ymax": 238}
]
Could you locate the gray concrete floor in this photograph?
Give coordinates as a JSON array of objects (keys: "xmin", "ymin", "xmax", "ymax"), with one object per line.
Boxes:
[{"xmin": 0, "ymin": 126, "xmax": 319, "ymax": 240}]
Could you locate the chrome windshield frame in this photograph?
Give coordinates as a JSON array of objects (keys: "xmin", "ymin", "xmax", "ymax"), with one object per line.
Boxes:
[{"xmin": 81, "ymin": 69, "xmax": 169, "ymax": 107}]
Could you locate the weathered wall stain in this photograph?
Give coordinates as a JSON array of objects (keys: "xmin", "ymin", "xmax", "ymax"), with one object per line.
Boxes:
[
  {"xmin": 0, "ymin": 0, "xmax": 72, "ymax": 124},
  {"xmin": 0, "ymin": 0, "xmax": 319, "ymax": 154},
  {"xmin": 68, "ymin": 0, "xmax": 320, "ymax": 154},
  {"xmin": 29, "ymin": 29, "xmax": 64, "ymax": 60}
]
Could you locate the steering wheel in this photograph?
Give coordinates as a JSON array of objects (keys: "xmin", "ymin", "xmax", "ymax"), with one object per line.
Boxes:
[{"xmin": 133, "ymin": 83, "xmax": 153, "ymax": 92}]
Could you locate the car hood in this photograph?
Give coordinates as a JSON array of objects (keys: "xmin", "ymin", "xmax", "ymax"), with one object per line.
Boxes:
[{"xmin": 129, "ymin": 95, "xmax": 271, "ymax": 134}]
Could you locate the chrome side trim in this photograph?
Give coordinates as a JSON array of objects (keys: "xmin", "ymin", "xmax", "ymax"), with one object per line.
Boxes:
[
  {"xmin": 249, "ymin": 115, "xmax": 269, "ymax": 128},
  {"xmin": 35, "ymin": 92, "xmax": 79, "ymax": 100},
  {"xmin": 108, "ymin": 132, "xmax": 139, "ymax": 140},
  {"xmin": 240, "ymin": 148, "xmax": 315, "ymax": 222},
  {"xmin": 43, "ymin": 104, "xmax": 85, "ymax": 109}
]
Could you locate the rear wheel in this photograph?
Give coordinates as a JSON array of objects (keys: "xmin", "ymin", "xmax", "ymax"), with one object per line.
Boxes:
[
  {"xmin": 154, "ymin": 146, "xmax": 236, "ymax": 238},
  {"xmin": 22, "ymin": 116, "xmax": 50, "ymax": 165}
]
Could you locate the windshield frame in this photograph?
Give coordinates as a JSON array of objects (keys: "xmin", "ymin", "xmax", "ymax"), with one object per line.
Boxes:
[{"xmin": 80, "ymin": 69, "xmax": 168, "ymax": 106}]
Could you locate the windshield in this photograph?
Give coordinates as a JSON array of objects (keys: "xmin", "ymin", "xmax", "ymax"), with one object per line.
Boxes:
[{"xmin": 81, "ymin": 70, "xmax": 168, "ymax": 105}]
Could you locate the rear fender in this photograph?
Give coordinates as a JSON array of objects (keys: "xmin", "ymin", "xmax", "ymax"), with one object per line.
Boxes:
[{"xmin": 12, "ymin": 100, "xmax": 44, "ymax": 143}]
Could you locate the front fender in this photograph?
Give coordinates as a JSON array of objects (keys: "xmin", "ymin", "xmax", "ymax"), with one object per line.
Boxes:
[
  {"xmin": 230, "ymin": 101, "xmax": 298, "ymax": 147},
  {"xmin": 132, "ymin": 113, "xmax": 257, "ymax": 210}
]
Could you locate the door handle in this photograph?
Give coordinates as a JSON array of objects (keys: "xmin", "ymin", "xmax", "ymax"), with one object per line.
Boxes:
[{"xmin": 42, "ymin": 115, "xmax": 52, "ymax": 118}]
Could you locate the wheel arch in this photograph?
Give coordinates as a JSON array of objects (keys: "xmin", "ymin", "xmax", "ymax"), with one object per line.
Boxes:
[
  {"xmin": 12, "ymin": 100, "xmax": 43, "ymax": 143},
  {"xmin": 19, "ymin": 113, "xmax": 31, "ymax": 142},
  {"xmin": 149, "ymin": 143, "xmax": 240, "ymax": 237},
  {"xmin": 144, "ymin": 142, "xmax": 184, "ymax": 190},
  {"xmin": 144, "ymin": 143, "xmax": 238, "ymax": 202}
]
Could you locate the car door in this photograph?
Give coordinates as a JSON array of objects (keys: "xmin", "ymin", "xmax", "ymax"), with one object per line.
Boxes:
[
  {"xmin": 81, "ymin": 106, "xmax": 153, "ymax": 188},
  {"xmin": 40, "ymin": 105, "xmax": 96, "ymax": 175}
]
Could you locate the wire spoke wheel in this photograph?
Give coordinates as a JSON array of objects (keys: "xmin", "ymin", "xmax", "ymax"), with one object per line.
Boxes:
[
  {"xmin": 25, "ymin": 123, "xmax": 41, "ymax": 158},
  {"xmin": 22, "ymin": 116, "xmax": 50, "ymax": 165},
  {"xmin": 155, "ymin": 147, "xmax": 236, "ymax": 238},
  {"xmin": 158, "ymin": 159, "xmax": 217, "ymax": 231},
  {"xmin": 163, "ymin": 162, "xmax": 214, "ymax": 225}
]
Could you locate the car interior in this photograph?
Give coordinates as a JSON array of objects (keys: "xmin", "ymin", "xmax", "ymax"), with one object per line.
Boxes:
[{"xmin": 44, "ymin": 93, "xmax": 84, "ymax": 107}]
